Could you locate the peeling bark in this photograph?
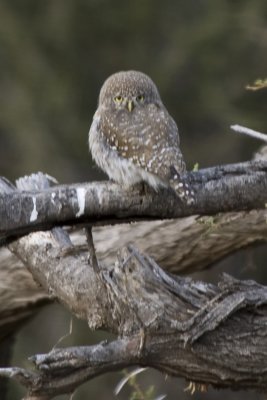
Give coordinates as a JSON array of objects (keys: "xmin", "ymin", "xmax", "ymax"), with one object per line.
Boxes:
[{"xmin": 2, "ymin": 241, "xmax": 267, "ymax": 398}]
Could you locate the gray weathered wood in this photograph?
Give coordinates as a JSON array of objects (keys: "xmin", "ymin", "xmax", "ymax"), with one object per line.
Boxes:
[
  {"xmin": 1, "ymin": 160, "xmax": 267, "ymax": 243},
  {"xmin": 3, "ymin": 240, "xmax": 267, "ymax": 398}
]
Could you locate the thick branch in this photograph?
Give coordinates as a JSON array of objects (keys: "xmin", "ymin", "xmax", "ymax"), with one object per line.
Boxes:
[
  {"xmin": 0, "ymin": 178, "xmax": 51, "ymax": 341},
  {"xmin": 0, "ymin": 247, "xmax": 50, "ymax": 340},
  {"xmin": 2, "ymin": 245, "xmax": 267, "ymax": 397},
  {"xmin": 1, "ymin": 160, "xmax": 267, "ymax": 243},
  {"xmin": 77, "ymin": 208, "xmax": 267, "ymax": 273}
]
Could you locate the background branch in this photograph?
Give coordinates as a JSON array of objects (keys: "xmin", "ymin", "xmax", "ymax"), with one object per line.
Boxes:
[{"xmin": 231, "ymin": 124, "xmax": 267, "ymax": 142}]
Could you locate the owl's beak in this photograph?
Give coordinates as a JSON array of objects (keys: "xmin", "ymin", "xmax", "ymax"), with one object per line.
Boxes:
[{"xmin": 127, "ymin": 100, "xmax": 134, "ymax": 112}]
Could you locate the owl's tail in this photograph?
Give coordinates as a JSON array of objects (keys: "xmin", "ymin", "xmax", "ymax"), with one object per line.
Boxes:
[{"xmin": 169, "ymin": 167, "xmax": 195, "ymax": 205}]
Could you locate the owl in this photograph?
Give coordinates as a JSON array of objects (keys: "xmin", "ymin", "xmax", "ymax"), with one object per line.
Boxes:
[{"xmin": 89, "ymin": 70, "xmax": 194, "ymax": 204}]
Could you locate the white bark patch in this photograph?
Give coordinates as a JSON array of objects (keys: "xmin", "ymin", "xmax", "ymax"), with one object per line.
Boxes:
[
  {"xmin": 30, "ymin": 197, "xmax": 38, "ymax": 222},
  {"xmin": 96, "ymin": 186, "xmax": 105, "ymax": 206},
  {"xmin": 51, "ymin": 192, "xmax": 56, "ymax": 205},
  {"xmin": 76, "ymin": 188, "xmax": 86, "ymax": 217}
]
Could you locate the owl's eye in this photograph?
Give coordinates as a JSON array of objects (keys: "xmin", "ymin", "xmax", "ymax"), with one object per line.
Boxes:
[
  {"xmin": 114, "ymin": 95, "xmax": 123, "ymax": 104},
  {"xmin": 136, "ymin": 94, "xmax": 145, "ymax": 102}
]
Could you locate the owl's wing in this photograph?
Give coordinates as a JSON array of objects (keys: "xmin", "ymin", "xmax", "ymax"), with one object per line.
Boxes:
[{"xmin": 101, "ymin": 104, "xmax": 186, "ymax": 183}]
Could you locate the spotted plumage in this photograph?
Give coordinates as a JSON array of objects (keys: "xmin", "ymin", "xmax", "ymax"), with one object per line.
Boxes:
[{"xmin": 89, "ymin": 70, "xmax": 194, "ymax": 204}]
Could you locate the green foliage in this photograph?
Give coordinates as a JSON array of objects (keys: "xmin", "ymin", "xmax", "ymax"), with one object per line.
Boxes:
[
  {"xmin": 192, "ymin": 162, "xmax": 199, "ymax": 171},
  {"xmin": 198, "ymin": 216, "xmax": 217, "ymax": 238},
  {"xmin": 198, "ymin": 216, "xmax": 215, "ymax": 227}
]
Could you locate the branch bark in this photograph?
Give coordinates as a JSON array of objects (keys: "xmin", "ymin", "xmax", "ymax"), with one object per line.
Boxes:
[
  {"xmin": 1, "ymin": 160, "xmax": 267, "ymax": 243},
  {"xmin": 2, "ymin": 239, "xmax": 267, "ymax": 398},
  {"xmin": 80, "ymin": 208, "xmax": 267, "ymax": 273}
]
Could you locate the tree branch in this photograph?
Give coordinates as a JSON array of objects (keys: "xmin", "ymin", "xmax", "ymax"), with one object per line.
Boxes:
[
  {"xmin": 2, "ymin": 244, "xmax": 267, "ymax": 398},
  {"xmin": 1, "ymin": 160, "xmax": 267, "ymax": 243},
  {"xmin": 75, "ymin": 208, "xmax": 267, "ymax": 273},
  {"xmin": 231, "ymin": 124, "xmax": 267, "ymax": 142}
]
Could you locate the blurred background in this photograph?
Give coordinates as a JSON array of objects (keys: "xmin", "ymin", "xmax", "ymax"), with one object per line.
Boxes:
[{"xmin": 0, "ymin": 0, "xmax": 266, "ymax": 399}]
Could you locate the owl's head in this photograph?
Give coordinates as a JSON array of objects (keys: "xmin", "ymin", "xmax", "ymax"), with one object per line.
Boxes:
[{"xmin": 98, "ymin": 70, "xmax": 162, "ymax": 112}]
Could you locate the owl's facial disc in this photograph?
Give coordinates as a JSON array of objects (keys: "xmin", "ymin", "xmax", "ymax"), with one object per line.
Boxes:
[{"xmin": 99, "ymin": 71, "xmax": 162, "ymax": 111}]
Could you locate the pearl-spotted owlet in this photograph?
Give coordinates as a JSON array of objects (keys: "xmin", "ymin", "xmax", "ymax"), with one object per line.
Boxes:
[{"xmin": 89, "ymin": 70, "xmax": 194, "ymax": 204}]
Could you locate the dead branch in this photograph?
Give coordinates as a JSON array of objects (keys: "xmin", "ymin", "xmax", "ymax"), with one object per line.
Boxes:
[
  {"xmin": 78, "ymin": 209, "xmax": 267, "ymax": 273},
  {"xmin": 2, "ymin": 241, "xmax": 267, "ymax": 398},
  {"xmin": 0, "ymin": 178, "xmax": 52, "ymax": 341},
  {"xmin": 1, "ymin": 160, "xmax": 267, "ymax": 244},
  {"xmin": 231, "ymin": 124, "xmax": 267, "ymax": 142}
]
